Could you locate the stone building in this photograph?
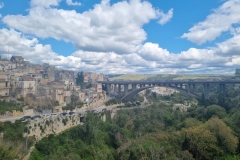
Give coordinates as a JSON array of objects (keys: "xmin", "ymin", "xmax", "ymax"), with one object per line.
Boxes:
[
  {"xmin": 82, "ymin": 72, "xmax": 106, "ymax": 83},
  {"xmin": 10, "ymin": 56, "xmax": 24, "ymax": 68},
  {"xmin": 0, "ymin": 58, "xmax": 16, "ymax": 72},
  {"xmin": 18, "ymin": 76, "xmax": 36, "ymax": 97},
  {"xmin": 91, "ymin": 83, "xmax": 102, "ymax": 93},
  {"xmin": 0, "ymin": 72, "xmax": 10, "ymax": 101},
  {"xmin": 46, "ymin": 66, "xmax": 55, "ymax": 81},
  {"xmin": 63, "ymin": 79, "xmax": 76, "ymax": 91},
  {"xmin": 59, "ymin": 70, "xmax": 75, "ymax": 81},
  {"xmin": 9, "ymin": 73, "xmax": 23, "ymax": 97},
  {"xmin": 27, "ymin": 73, "xmax": 43, "ymax": 84},
  {"xmin": 52, "ymin": 86, "xmax": 65, "ymax": 106},
  {"xmin": 77, "ymin": 90, "xmax": 86, "ymax": 101}
]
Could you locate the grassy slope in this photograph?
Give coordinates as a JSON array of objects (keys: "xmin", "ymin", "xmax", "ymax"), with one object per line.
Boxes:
[{"xmin": 110, "ymin": 74, "xmax": 156, "ymax": 80}]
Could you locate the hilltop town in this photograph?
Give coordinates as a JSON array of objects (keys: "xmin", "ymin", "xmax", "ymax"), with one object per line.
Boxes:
[{"xmin": 0, "ymin": 55, "xmax": 108, "ymax": 115}]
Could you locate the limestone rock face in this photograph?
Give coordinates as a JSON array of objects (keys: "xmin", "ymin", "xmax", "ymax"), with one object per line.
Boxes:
[{"xmin": 25, "ymin": 114, "xmax": 85, "ymax": 141}]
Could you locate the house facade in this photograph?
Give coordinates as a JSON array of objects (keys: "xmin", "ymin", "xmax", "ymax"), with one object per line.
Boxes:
[
  {"xmin": 0, "ymin": 72, "xmax": 10, "ymax": 101},
  {"xmin": 10, "ymin": 56, "xmax": 24, "ymax": 68}
]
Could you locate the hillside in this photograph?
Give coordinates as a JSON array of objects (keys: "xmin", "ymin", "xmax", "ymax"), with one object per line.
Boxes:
[
  {"xmin": 29, "ymin": 91, "xmax": 240, "ymax": 160},
  {"xmin": 110, "ymin": 74, "xmax": 234, "ymax": 81}
]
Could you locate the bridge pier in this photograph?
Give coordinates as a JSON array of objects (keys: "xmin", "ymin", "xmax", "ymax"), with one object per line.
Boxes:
[
  {"xmin": 223, "ymin": 84, "xmax": 226, "ymax": 98},
  {"xmin": 118, "ymin": 84, "xmax": 121, "ymax": 94},
  {"xmin": 192, "ymin": 84, "xmax": 196, "ymax": 93},
  {"xmin": 180, "ymin": 84, "xmax": 183, "ymax": 89},
  {"xmin": 124, "ymin": 84, "xmax": 128, "ymax": 94},
  {"xmin": 187, "ymin": 84, "xmax": 190, "ymax": 93},
  {"xmin": 206, "ymin": 84, "xmax": 210, "ymax": 99},
  {"xmin": 132, "ymin": 84, "xmax": 137, "ymax": 91},
  {"xmin": 218, "ymin": 84, "xmax": 226, "ymax": 101},
  {"xmin": 202, "ymin": 83, "xmax": 205, "ymax": 96},
  {"xmin": 107, "ymin": 84, "xmax": 111, "ymax": 95},
  {"xmin": 114, "ymin": 84, "xmax": 118, "ymax": 94},
  {"xmin": 202, "ymin": 83, "xmax": 210, "ymax": 99}
]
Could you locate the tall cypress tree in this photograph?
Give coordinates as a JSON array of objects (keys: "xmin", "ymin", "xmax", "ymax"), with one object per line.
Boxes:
[{"xmin": 76, "ymin": 72, "xmax": 84, "ymax": 86}]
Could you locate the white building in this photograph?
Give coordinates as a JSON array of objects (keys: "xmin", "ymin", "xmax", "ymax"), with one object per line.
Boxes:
[
  {"xmin": 18, "ymin": 76, "xmax": 36, "ymax": 97},
  {"xmin": 0, "ymin": 72, "xmax": 10, "ymax": 101}
]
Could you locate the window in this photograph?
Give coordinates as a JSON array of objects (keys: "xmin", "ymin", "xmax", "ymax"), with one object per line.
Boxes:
[{"xmin": 5, "ymin": 82, "xmax": 8, "ymax": 87}]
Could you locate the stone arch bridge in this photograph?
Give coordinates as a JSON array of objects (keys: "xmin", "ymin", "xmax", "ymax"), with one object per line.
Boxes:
[{"xmin": 97, "ymin": 80, "xmax": 240, "ymax": 102}]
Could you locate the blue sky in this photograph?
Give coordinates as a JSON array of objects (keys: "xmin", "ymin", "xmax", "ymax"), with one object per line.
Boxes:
[{"xmin": 0, "ymin": 0, "xmax": 240, "ymax": 74}]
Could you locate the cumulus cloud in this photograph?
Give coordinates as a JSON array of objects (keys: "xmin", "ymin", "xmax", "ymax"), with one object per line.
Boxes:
[
  {"xmin": 1, "ymin": 0, "xmax": 240, "ymax": 74},
  {"xmin": 158, "ymin": 8, "xmax": 173, "ymax": 25},
  {"xmin": 3, "ymin": 0, "xmax": 170, "ymax": 54},
  {"xmin": 66, "ymin": 0, "xmax": 81, "ymax": 6},
  {"xmin": 0, "ymin": 28, "xmax": 138, "ymax": 73},
  {"xmin": 0, "ymin": 28, "xmax": 60, "ymax": 63},
  {"xmin": 31, "ymin": 0, "xmax": 61, "ymax": 8},
  {"xmin": 181, "ymin": 0, "xmax": 240, "ymax": 44},
  {"xmin": 1, "ymin": 28, "xmax": 240, "ymax": 74},
  {"xmin": 137, "ymin": 43, "xmax": 173, "ymax": 62},
  {"xmin": 216, "ymin": 31, "xmax": 240, "ymax": 56},
  {"xmin": 0, "ymin": 2, "xmax": 4, "ymax": 9}
]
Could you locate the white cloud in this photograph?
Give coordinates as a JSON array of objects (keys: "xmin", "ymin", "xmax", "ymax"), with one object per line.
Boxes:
[
  {"xmin": 216, "ymin": 30, "xmax": 240, "ymax": 56},
  {"xmin": 181, "ymin": 0, "xmax": 240, "ymax": 44},
  {"xmin": 1, "ymin": 0, "xmax": 240, "ymax": 74},
  {"xmin": 137, "ymin": 42, "xmax": 173, "ymax": 62},
  {"xmin": 0, "ymin": 2, "xmax": 4, "ymax": 9},
  {"xmin": 2, "ymin": 0, "xmax": 167, "ymax": 54},
  {"xmin": 0, "ymin": 28, "xmax": 139, "ymax": 73},
  {"xmin": 1, "ymin": 28, "xmax": 240, "ymax": 74},
  {"xmin": 0, "ymin": 28, "xmax": 59, "ymax": 63},
  {"xmin": 30, "ymin": 0, "xmax": 61, "ymax": 8},
  {"xmin": 66, "ymin": 0, "xmax": 81, "ymax": 6},
  {"xmin": 158, "ymin": 8, "xmax": 173, "ymax": 25}
]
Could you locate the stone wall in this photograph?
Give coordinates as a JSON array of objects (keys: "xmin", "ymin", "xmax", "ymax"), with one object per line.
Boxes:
[
  {"xmin": 24, "ymin": 109, "xmax": 34, "ymax": 115},
  {"xmin": 25, "ymin": 113, "xmax": 86, "ymax": 141},
  {"xmin": 24, "ymin": 112, "xmax": 111, "ymax": 141},
  {"xmin": 12, "ymin": 110, "xmax": 24, "ymax": 116}
]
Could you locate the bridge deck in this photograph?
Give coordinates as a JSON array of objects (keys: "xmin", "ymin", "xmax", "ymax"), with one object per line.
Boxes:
[{"xmin": 97, "ymin": 80, "xmax": 240, "ymax": 84}]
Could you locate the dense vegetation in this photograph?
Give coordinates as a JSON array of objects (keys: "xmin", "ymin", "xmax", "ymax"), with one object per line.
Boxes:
[
  {"xmin": 0, "ymin": 100, "xmax": 22, "ymax": 114},
  {"xmin": 105, "ymin": 98, "xmax": 121, "ymax": 106},
  {"xmin": 1, "ymin": 81, "xmax": 240, "ymax": 159},
  {"xmin": 75, "ymin": 71, "xmax": 91, "ymax": 89},
  {"xmin": 0, "ymin": 120, "xmax": 34, "ymax": 159},
  {"xmin": 62, "ymin": 95, "xmax": 84, "ymax": 111},
  {"xmin": 29, "ymin": 90, "xmax": 240, "ymax": 160}
]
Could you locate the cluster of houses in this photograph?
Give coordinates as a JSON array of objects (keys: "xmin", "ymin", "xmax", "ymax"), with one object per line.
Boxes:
[{"xmin": 0, "ymin": 56, "xmax": 107, "ymax": 110}]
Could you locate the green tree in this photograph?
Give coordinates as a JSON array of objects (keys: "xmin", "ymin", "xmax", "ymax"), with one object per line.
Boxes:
[
  {"xmin": 205, "ymin": 105, "xmax": 227, "ymax": 119},
  {"xmin": 184, "ymin": 117, "xmax": 238, "ymax": 159},
  {"xmin": 76, "ymin": 71, "xmax": 85, "ymax": 87}
]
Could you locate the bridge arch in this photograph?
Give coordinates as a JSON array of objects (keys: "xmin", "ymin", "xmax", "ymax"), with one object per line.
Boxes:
[
  {"xmin": 120, "ymin": 85, "xmax": 200, "ymax": 102},
  {"xmin": 98, "ymin": 79, "xmax": 240, "ymax": 103}
]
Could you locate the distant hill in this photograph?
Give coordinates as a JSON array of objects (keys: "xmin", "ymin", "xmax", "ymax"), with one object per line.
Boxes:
[{"xmin": 110, "ymin": 74, "xmax": 234, "ymax": 81}]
